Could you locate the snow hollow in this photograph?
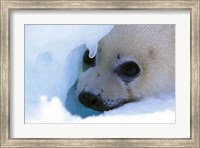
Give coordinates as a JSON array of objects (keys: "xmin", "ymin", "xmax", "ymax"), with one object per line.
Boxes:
[{"xmin": 25, "ymin": 25, "xmax": 175, "ymax": 123}]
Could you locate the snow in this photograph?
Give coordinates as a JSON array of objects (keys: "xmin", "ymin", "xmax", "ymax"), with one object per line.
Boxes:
[
  {"xmin": 25, "ymin": 25, "xmax": 175, "ymax": 123},
  {"xmin": 26, "ymin": 94, "xmax": 175, "ymax": 123}
]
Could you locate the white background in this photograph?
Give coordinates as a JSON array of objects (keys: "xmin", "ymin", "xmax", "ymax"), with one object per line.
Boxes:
[{"xmin": 10, "ymin": 10, "xmax": 190, "ymax": 138}]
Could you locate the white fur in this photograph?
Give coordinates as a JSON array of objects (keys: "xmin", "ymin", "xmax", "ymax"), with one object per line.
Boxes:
[{"xmin": 77, "ymin": 25, "xmax": 175, "ymax": 109}]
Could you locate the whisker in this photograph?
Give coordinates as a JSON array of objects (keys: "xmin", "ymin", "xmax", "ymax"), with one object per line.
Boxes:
[{"xmin": 116, "ymin": 98, "xmax": 139, "ymax": 101}]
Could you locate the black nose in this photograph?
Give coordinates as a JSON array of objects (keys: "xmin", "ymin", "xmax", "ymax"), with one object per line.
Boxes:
[{"xmin": 78, "ymin": 92, "xmax": 103, "ymax": 111}]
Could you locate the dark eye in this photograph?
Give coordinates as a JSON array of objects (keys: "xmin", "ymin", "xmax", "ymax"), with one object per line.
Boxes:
[
  {"xmin": 114, "ymin": 61, "xmax": 140, "ymax": 83},
  {"xmin": 83, "ymin": 50, "xmax": 95, "ymax": 66}
]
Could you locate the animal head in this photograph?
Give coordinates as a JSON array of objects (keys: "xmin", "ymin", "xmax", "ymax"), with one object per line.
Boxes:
[{"xmin": 77, "ymin": 25, "xmax": 175, "ymax": 112}]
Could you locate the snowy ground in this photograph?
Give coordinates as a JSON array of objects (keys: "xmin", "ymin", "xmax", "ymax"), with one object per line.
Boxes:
[
  {"xmin": 26, "ymin": 94, "xmax": 175, "ymax": 123},
  {"xmin": 25, "ymin": 25, "xmax": 175, "ymax": 123}
]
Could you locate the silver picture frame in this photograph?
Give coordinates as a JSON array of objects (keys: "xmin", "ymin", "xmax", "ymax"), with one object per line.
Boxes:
[{"xmin": 1, "ymin": 0, "xmax": 199, "ymax": 147}]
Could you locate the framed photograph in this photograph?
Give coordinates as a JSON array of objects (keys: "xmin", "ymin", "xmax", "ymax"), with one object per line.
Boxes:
[{"xmin": 1, "ymin": 0, "xmax": 199, "ymax": 147}]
